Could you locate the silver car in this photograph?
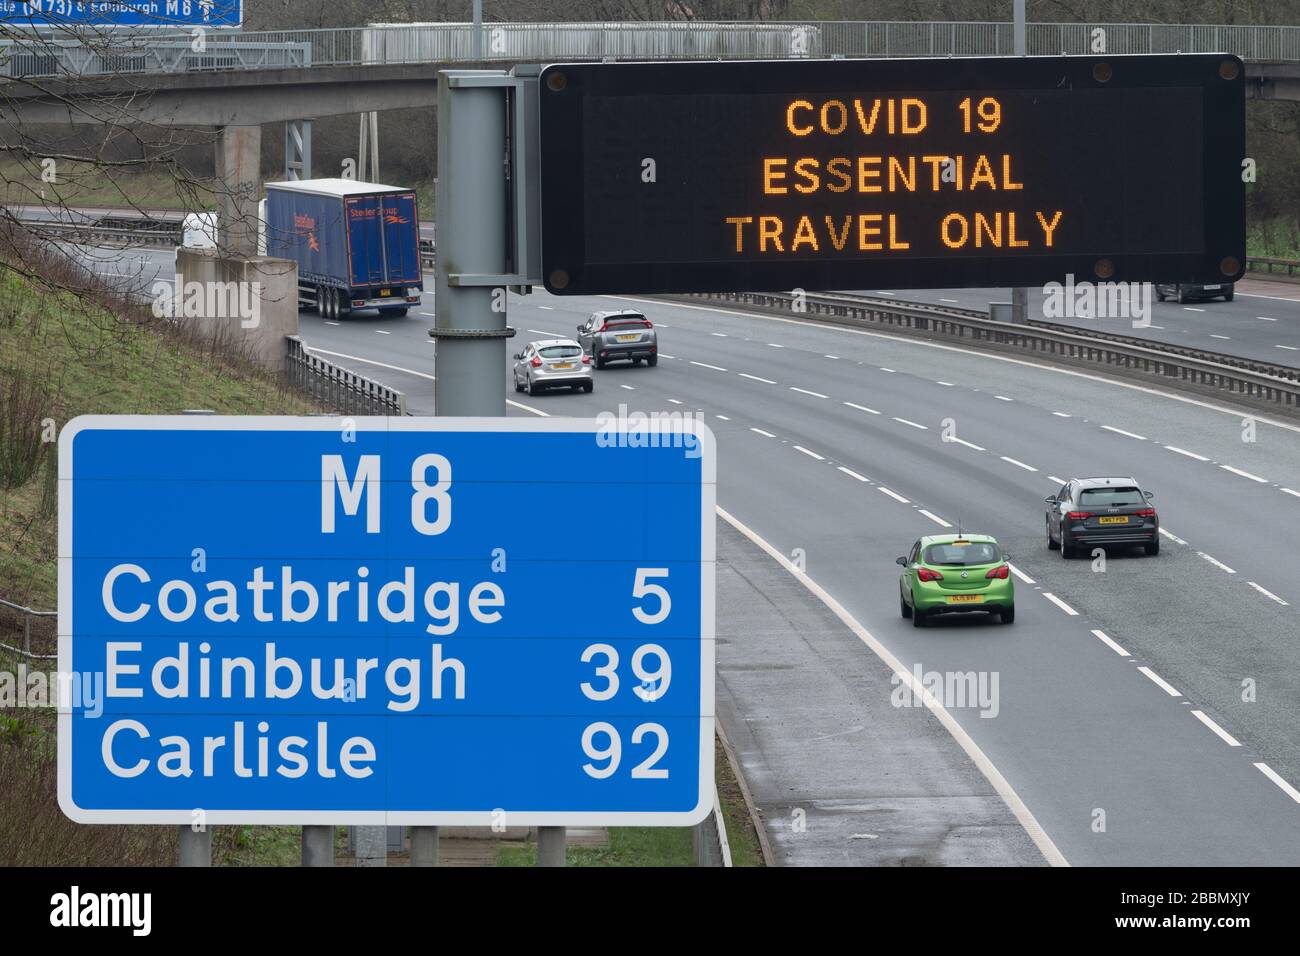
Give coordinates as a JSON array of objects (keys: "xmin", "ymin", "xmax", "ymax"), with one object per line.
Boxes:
[
  {"xmin": 512, "ymin": 339, "xmax": 593, "ymax": 396},
  {"xmin": 577, "ymin": 310, "xmax": 658, "ymax": 368}
]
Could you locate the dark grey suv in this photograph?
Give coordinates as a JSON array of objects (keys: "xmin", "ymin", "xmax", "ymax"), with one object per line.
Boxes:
[
  {"xmin": 1046, "ymin": 476, "xmax": 1160, "ymax": 558},
  {"xmin": 577, "ymin": 310, "xmax": 658, "ymax": 368}
]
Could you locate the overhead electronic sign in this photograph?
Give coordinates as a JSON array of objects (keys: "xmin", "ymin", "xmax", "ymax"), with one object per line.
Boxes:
[{"xmin": 538, "ymin": 55, "xmax": 1245, "ymax": 294}]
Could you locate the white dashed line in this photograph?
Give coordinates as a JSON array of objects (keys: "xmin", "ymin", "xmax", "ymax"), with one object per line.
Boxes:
[
  {"xmin": 878, "ymin": 486, "xmax": 910, "ymax": 504},
  {"xmin": 1090, "ymin": 629, "xmax": 1129, "ymax": 657},
  {"xmin": 659, "ymin": 353, "xmax": 676, "ymax": 359},
  {"xmin": 939, "ymin": 298, "xmax": 959, "ymax": 303},
  {"xmin": 715, "ymin": 415, "xmax": 730, "ymax": 421},
  {"xmin": 936, "ymin": 381, "xmax": 954, "ymax": 387},
  {"xmin": 1007, "ymin": 563, "xmax": 1035, "ymax": 585},
  {"xmin": 1283, "ymin": 488, "xmax": 1300, "ymax": 499},
  {"xmin": 944, "ymin": 437, "xmax": 985, "ymax": 451},
  {"xmin": 739, "ymin": 373, "xmax": 777, "ymax": 384},
  {"xmin": 750, "ymin": 427, "xmax": 775, "ymax": 438},
  {"xmin": 1220, "ymin": 464, "xmax": 1267, "ymax": 483},
  {"xmin": 994, "ymin": 395, "xmax": 1013, "ymax": 402},
  {"xmin": 879, "ymin": 367, "xmax": 896, "ymax": 373},
  {"xmin": 1047, "ymin": 475, "xmax": 1065, "ymax": 485},
  {"xmin": 1159, "ymin": 528, "xmax": 1188, "ymax": 545},
  {"xmin": 324, "ymin": 320, "xmax": 340, "ymax": 326},
  {"xmin": 1052, "ymin": 412, "xmax": 1072, "ymax": 418},
  {"xmin": 376, "ymin": 330, "xmax": 391, "ymax": 335},
  {"xmin": 1164, "ymin": 445, "xmax": 1209, "ymax": 461},
  {"xmin": 1042, "ymin": 593, "xmax": 1078, "ymax": 616},
  {"xmin": 1255, "ymin": 763, "xmax": 1300, "ymax": 804},
  {"xmin": 620, "ymin": 384, "xmax": 636, "ymax": 390},
  {"xmin": 1210, "ymin": 334, "xmax": 1231, "ymax": 340},
  {"xmin": 1248, "ymin": 582, "xmax": 1289, "ymax": 606},
  {"xmin": 1277, "ymin": 345, "xmax": 1299, "ymax": 351},
  {"xmin": 537, "ymin": 306, "xmax": 553, "ymax": 311},
  {"xmin": 1182, "ymin": 307, "xmax": 1205, "ymax": 312},
  {"xmin": 892, "ymin": 417, "xmax": 928, "ymax": 430},
  {"xmin": 712, "ymin": 332, "xmax": 727, "ymax": 337},
  {"xmin": 1102, "ymin": 425, "xmax": 1147, "ymax": 440},
  {"xmin": 919, "ymin": 509, "xmax": 952, "ymax": 528},
  {"xmin": 1000, "ymin": 456, "xmax": 1038, "ymax": 472},
  {"xmin": 1191, "ymin": 711, "xmax": 1241, "ymax": 747},
  {"xmin": 691, "ymin": 361, "xmax": 728, "ymax": 371},
  {"xmin": 790, "ymin": 386, "xmax": 829, "ymax": 398},
  {"xmin": 843, "ymin": 401, "xmax": 880, "ymax": 415},
  {"xmin": 1198, "ymin": 552, "xmax": 1236, "ymax": 574},
  {"xmin": 837, "ymin": 466, "xmax": 869, "ymax": 482},
  {"xmin": 1257, "ymin": 316, "xmax": 1277, "ymax": 322},
  {"xmin": 824, "ymin": 354, "xmax": 839, "ymax": 360},
  {"xmin": 667, "ymin": 399, "xmax": 684, "ymax": 405},
  {"xmin": 793, "ymin": 445, "xmax": 825, "ymax": 461},
  {"xmin": 767, "ymin": 342, "xmax": 784, "ymax": 348},
  {"xmin": 1137, "ymin": 667, "xmax": 1181, "ymax": 697}
]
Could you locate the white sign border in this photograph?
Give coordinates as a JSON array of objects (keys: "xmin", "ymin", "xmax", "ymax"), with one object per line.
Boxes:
[{"xmin": 57, "ymin": 414, "xmax": 716, "ymax": 827}]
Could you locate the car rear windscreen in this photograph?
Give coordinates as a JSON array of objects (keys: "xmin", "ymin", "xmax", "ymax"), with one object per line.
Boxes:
[
  {"xmin": 605, "ymin": 318, "xmax": 648, "ymax": 328},
  {"xmin": 539, "ymin": 345, "xmax": 582, "ymax": 358},
  {"xmin": 923, "ymin": 542, "xmax": 1000, "ymax": 566},
  {"xmin": 1079, "ymin": 487, "xmax": 1145, "ymax": 507}
]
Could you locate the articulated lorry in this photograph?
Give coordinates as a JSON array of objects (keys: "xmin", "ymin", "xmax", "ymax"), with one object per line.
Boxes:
[{"xmin": 264, "ymin": 178, "xmax": 423, "ymax": 318}]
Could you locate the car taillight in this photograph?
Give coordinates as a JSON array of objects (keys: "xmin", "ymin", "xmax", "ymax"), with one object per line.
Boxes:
[
  {"xmin": 1067, "ymin": 511, "xmax": 1092, "ymax": 520},
  {"xmin": 917, "ymin": 567, "xmax": 944, "ymax": 582},
  {"xmin": 581, "ymin": 354, "xmax": 592, "ymax": 365},
  {"xmin": 985, "ymin": 565, "xmax": 1010, "ymax": 579},
  {"xmin": 642, "ymin": 319, "xmax": 653, "ymax": 328},
  {"xmin": 529, "ymin": 356, "xmax": 542, "ymax": 368},
  {"xmin": 1134, "ymin": 508, "xmax": 1156, "ymax": 517}
]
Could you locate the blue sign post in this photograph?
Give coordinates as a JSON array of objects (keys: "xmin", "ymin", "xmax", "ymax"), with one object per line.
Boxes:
[
  {"xmin": 58, "ymin": 415, "xmax": 715, "ymax": 826},
  {"xmin": 0, "ymin": 0, "xmax": 242, "ymax": 29}
]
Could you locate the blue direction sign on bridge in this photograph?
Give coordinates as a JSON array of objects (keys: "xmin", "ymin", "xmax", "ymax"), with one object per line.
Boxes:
[
  {"xmin": 1, "ymin": 0, "xmax": 241, "ymax": 29},
  {"xmin": 58, "ymin": 416, "xmax": 715, "ymax": 825}
]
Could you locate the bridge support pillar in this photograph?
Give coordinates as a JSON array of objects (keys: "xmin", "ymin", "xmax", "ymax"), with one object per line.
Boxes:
[
  {"xmin": 285, "ymin": 119, "xmax": 312, "ymax": 180},
  {"xmin": 214, "ymin": 124, "xmax": 263, "ymax": 257}
]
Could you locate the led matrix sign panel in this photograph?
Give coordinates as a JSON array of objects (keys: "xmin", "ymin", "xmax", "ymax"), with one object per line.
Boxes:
[{"xmin": 539, "ymin": 55, "xmax": 1245, "ymax": 295}]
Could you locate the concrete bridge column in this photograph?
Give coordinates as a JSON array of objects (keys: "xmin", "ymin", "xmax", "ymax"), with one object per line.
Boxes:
[{"xmin": 214, "ymin": 124, "xmax": 263, "ymax": 257}]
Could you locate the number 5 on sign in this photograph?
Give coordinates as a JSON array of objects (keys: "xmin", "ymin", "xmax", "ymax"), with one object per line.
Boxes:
[{"xmin": 632, "ymin": 568, "xmax": 670, "ymax": 624}]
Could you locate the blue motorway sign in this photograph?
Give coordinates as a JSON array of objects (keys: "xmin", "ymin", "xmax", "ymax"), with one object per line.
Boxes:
[
  {"xmin": 58, "ymin": 416, "xmax": 715, "ymax": 826},
  {"xmin": 1, "ymin": 0, "xmax": 241, "ymax": 29}
]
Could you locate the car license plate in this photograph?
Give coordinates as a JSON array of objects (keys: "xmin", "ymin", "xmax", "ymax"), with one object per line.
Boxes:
[
  {"xmin": 1202, "ymin": 284, "xmax": 1221, "ymax": 290},
  {"xmin": 379, "ymin": 289, "xmax": 392, "ymax": 296},
  {"xmin": 1098, "ymin": 516, "xmax": 1129, "ymax": 524},
  {"xmin": 551, "ymin": 363, "xmax": 573, "ymax": 370},
  {"xmin": 946, "ymin": 594, "xmax": 984, "ymax": 603},
  {"xmin": 616, "ymin": 334, "xmax": 638, "ymax": 342}
]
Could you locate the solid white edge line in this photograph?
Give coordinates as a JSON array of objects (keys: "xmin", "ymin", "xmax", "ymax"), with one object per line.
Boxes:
[
  {"xmin": 1137, "ymin": 666, "xmax": 1181, "ymax": 697},
  {"xmin": 1090, "ymin": 629, "xmax": 1129, "ymax": 657},
  {"xmin": 601, "ymin": 294, "xmax": 1300, "ymax": 436},
  {"xmin": 1255, "ymin": 763, "xmax": 1300, "ymax": 804},
  {"xmin": 715, "ymin": 505, "xmax": 1068, "ymax": 867},
  {"xmin": 1191, "ymin": 710, "xmax": 1241, "ymax": 747},
  {"xmin": 877, "ymin": 486, "xmax": 910, "ymax": 504},
  {"xmin": 304, "ymin": 347, "xmax": 436, "ymax": 381},
  {"xmin": 506, "ymin": 399, "xmax": 548, "ymax": 417},
  {"xmin": 918, "ymin": 509, "xmax": 952, "ymax": 528},
  {"xmin": 1007, "ymin": 563, "xmax": 1035, "ymax": 585},
  {"xmin": 1041, "ymin": 592, "xmax": 1078, "ymax": 616}
]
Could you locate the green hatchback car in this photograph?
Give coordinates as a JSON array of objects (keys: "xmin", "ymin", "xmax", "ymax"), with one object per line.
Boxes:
[{"xmin": 897, "ymin": 533, "xmax": 1015, "ymax": 627}]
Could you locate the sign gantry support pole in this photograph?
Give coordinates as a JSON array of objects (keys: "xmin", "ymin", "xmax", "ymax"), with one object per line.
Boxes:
[
  {"xmin": 178, "ymin": 826, "xmax": 212, "ymax": 867},
  {"xmin": 427, "ymin": 68, "xmax": 549, "ymax": 864},
  {"xmin": 1011, "ymin": 0, "xmax": 1029, "ymax": 325}
]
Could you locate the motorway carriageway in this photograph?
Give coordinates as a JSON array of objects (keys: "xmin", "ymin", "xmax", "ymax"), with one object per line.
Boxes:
[
  {"xmin": 73, "ymin": 244, "xmax": 1300, "ymax": 864},
  {"xmin": 296, "ymin": 286, "xmax": 1300, "ymax": 867}
]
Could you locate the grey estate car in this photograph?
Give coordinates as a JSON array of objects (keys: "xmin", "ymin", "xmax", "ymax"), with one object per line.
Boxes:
[{"xmin": 577, "ymin": 310, "xmax": 658, "ymax": 368}]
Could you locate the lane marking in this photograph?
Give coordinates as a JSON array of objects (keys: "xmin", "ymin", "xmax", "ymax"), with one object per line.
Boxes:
[
  {"xmin": 1007, "ymin": 563, "xmax": 1035, "ymax": 585},
  {"xmin": 1255, "ymin": 763, "xmax": 1300, "ymax": 804},
  {"xmin": 715, "ymin": 414, "xmax": 731, "ymax": 421},
  {"xmin": 837, "ymin": 466, "xmax": 869, "ymax": 482},
  {"xmin": 1198, "ymin": 552, "xmax": 1236, "ymax": 574},
  {"xmin": 691, "ymin": 360, "xmax": 728, "ymax": 371},
  {"xmin": 1220, "ymin": 464, "xmax": 1267, "ymax": 483},
  {"xmin": 1137, "ymin": 667, "xmax": 1181, "ymax": 697},
  {"xmin": 603, "ymin": 294, "xmax": 1300, "ymax": 436},
  {"xmin": 843, "ymin": 401, "xmax": 880, "ymax": 414},
  {"xmin": 994, "ymin": 395, "xmax": 1013, "ymax": 402},
  {"xmin": 376, "ymin": 330, "xmax": 391, "ymax": 335},
  {"xmin": 1101, "ymin": 425, "xmax": 1147, "ymax": 440},
  {"xmin": 659, "ymin": 353, "xmax": 676, "ymax": 359},
  {"xmin": 790, "ymin": 386, "xmax": 829, "ymax": 398},
  {"xmin": 1210, "ymin": 334, "xmax": 1230, "ymax": 340},
  {"xmin": 1159, "ymin": 527, "xmax": 1188, "ymax": 545},
  {"xmin": 878, "ymin": 486, "xmax": 910, "ymax": 504},
  {"xmin": 892, "ymin": 416, "xmax": 928, "ymax": 430},
  {"xmin": 750, "ymin": 427, "xmax": 775, "ymax": 438},
  {"xmin": 739, "ymin": 372, "xmax": 777, "ymax": 384},
  {"xmin": 1276, "ymin": 345, "xmax": 1299, "ymax": 351},
  {"xmin": 824, "ymin": 354, "xmax": 839, "ymax": 359},
  {"xmin": 712, "ymin": 332, "xmax": 728, "ymax": 337},
  {"xmin": 1000, "ymin": 456, "xmax": 1038, "ymax": 472},
  {"xmin": 1182, "ymin": 307, "xmax": 1205, "ymax": 312},
  {"xmin": 1282, "ymin": 488, "xmax": 1300, "ymax": 499},
  {"xmin": 919, "ymin": 509, "xmax": 952, "ymax": 528},
  {"xmin": 1164, "ymin": 445, "xmax": 1209, "ymax": 461},
  {"xmin": 537, "ymin": 305, "xmax": 553, "ymax": 310},
  {"xmin": 324, "ymin": 320, "xmax": 340, "ymax": 326},
  {"xmin": 1192, "ymin": 711, "xmax": 1241, "ymax": 747},
  {"xmin": 1090, "ymin": 629, "xmax": 1129, "ymax": 657},
  {"xmin": 767, "ymin": 342, "xmax": 784, "ymax": 348},
  {"xmin": 507, "ymin": 399, "xmax": 548, "ymax": 417},
  {"xmin": 879, "ymin": 367, "xmax": 896, "ymax": 373},
  {"xmin": 667, "ymin": 398, "xmax": 684, "ymax": 405},
  {"xmin": 1047, "ymin": 475, "xmax": 1065, "ymax": 485},
  {"xmin": 716, "ymin": 506, "xmax": 1068, "ymax": 867},
  {"xmin": 1052, "ymin": 412, "xmax": 1072, "ymax": 418},
  {"xmin": 1247, "ymin": 582, "xmax": 1289, "ymax": 606},
  {"xmin": 936, "ymin": 381, "xmax": 954, "ymax": 386},
  {"xmin": 1257, "ymin": 315, "xmax": 1276, "ymax": 321},
  {"xmin": 944, "ymin": 436, "xmax": 985, "ymax": 451},
  {"xmin": 620, "ymin": 384, "xmax": 636, "ymax": 390},
  {"xmin": 1042, "ymin": 593, "xmax": 1078, "ymax": 616},
  {"xmin": 303, "ymin": 347, "xmax": 436, "ymax": 381},
  {"xmin": 939, "ymin": 297, "xmax": 959, "ymax": 303},
  {"xmin": 793, "ymin": 445, "xmax": 825, "ymax": 461}
]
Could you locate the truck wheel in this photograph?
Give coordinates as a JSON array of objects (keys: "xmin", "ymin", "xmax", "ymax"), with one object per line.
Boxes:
[{"xmin": 316, "ymin": 285, "xmax": 328, "ymax": 317}]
